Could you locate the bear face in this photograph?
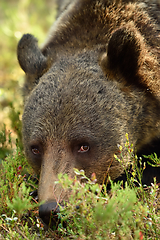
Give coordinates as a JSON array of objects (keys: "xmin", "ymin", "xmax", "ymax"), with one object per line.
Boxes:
[{"xmin": 17, "ymin": 0, "xmax": 160, "ymax": 225}]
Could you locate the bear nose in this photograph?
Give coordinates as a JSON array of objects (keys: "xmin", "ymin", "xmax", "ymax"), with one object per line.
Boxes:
[{"xmin": 39, "ymin": 201, "xmax": 60, "ymax": 226}]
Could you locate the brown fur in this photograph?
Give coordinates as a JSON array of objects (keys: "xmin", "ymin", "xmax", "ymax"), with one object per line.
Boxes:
[{"xmin": 17, "ymin": 0, "xmax": 160, "ymax": 221}]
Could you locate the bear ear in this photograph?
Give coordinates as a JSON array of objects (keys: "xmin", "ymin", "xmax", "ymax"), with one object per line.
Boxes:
[
  {"xmin": 101, "ymin": 24, "xmax": 145, "ymax": 83},
  {"xmin": 17, "ymin": 34, "xmax": 48, "ymax": 79}
]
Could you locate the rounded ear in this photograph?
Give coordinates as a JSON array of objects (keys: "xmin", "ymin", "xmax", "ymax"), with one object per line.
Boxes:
[
  {"xmin": 101, "ymin": 24, "xmax": 145, "ymax": 81},
  {"xmin": 17, "ymin": 34, "xmax": 48, "ymax": 78}
]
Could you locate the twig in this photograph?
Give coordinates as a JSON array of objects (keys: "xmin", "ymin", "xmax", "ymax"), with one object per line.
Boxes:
[
  {"xmin": 0, "ymin": 224, "xmax": 10, "ymax": 233},
  {"xmin": 15, "ymin": 225, "xmax": 30, "ymax": 240}
]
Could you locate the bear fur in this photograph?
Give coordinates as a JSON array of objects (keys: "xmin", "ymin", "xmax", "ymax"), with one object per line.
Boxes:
[{"xmin": 17, "ymin": 0, "xmax": 160, "ymax": 225}]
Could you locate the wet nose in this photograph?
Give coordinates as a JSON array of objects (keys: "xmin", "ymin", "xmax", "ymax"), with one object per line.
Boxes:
[{"xmin": 39, "ymin": 201, "xmax": 60, "ymax": 226}]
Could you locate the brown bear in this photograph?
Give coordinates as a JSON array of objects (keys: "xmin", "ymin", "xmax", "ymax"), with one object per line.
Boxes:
[{"xmin": 17, "ymin": 0, "xmax": 160, "ymax": 226}]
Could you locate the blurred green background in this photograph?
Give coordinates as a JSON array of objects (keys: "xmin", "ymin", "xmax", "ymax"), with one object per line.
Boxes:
[{"xmin": 0, "ymin": 0, "xmax": 57, "ymax": 139}]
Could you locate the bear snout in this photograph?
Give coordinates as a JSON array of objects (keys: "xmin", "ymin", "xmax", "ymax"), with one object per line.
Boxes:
[{"xmin": 39, "ymin": 201, "xmax": 61, "ymax": 226}]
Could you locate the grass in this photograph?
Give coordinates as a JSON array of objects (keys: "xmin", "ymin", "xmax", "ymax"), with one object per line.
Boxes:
[{"xmin": 0, "ymin": 0, "xmax": 160, "ymax": 239}]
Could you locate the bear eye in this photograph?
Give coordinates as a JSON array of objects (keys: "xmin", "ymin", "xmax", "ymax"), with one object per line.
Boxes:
[
  {"xmin": 31, "ymin": 146, "xmax": 41, "ymax": 156},
  {"xmin": 78, "ymin": 145, "xmax": 90, "ymax": 153}
]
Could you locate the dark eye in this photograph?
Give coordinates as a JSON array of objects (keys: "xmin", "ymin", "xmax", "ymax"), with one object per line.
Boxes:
[
  {"xmin": 78, "ymin": 145, "xmax": 90, "ymax": 153},
  {"xmin": 31, "ymin": 146, "xmax": 41, "ymax": 156}
]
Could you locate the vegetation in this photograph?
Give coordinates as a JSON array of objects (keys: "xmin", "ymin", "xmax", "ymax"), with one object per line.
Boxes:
[{"xmin": 0, "ymin": 0, "xmax": 160, "ymax": 239}]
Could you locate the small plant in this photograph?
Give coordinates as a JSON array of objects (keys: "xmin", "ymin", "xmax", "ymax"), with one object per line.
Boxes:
[
  {"xmin": 0, "ymin": 124, "xmax": 12, "ymax": 162},
  {"xmin": 0, "ymin": 138, "xmax": 39, "ymax": 212},
  {"xmin": 57, "ymin": 169, "xmax": 152, "ymax": 239},
  {"xmin": 114, "ymin": 133, "xmax": 145, "ymax": 190},
  {"xmin": 9, "ymin": 102, "xmax": 23, "ymax": 150},
  {"xmin": 1, "ymin": 210, "xmax": 18, "ymax": 226},
  {"xmin": 143, "ymin": 152, "xmax": 160, "ymax": 167},
  {"xmin": 6, "ymin": 181, "xmax": 34, "ymax": 217},
  {"xmin": 0, "ymin": 131, "xmax": 42, "ymax": 239}
]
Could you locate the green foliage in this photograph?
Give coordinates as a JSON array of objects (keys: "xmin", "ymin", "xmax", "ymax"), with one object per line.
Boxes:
[
  {"xmin": 0, "ymin": 135, "xmax": 43, "ymax": 239},
  {"xmin": 0, "ymin": 102, "xmax": 23, "ymax": 162},
  {"xmin": 1, "ymin": 210, "xmax": 18, "ymax": 226},
  {"xmin": 0, "ymin": 127, "xmax": 60, "ymax": 239},
  {"xmin": 0, "ymin": 143, "xmax": 34, "ymax": 214},
  {"xmin": 6, "ymin": 181, "xmax": 33, "ymax": 216},
  {"xmin": 143, "ymin": 152, "xmax": 160, "ymax": 167},
  {"xmin": 114, "ymin": 133, "xmax": 145, "ymax": 190},
  {"xmin": 57, "ymin": 169, "xmax": 157, "ymax": 239},
  {"xmin": 9, "ymin": 102, "xmax": 23, "ymax": 150},
  {"xmin": 0, "ymin": 124, "xmax": 12, "ymax": 163}
]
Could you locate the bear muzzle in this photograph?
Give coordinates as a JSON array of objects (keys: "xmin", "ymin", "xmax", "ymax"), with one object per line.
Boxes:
[{"xmin": 39, "ymin": 201, "xmax": 61, "ymax": 226}]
